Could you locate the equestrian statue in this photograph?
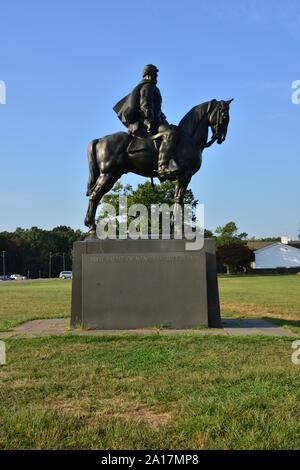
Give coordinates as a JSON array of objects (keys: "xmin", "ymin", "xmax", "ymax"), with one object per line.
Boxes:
[{"xmin": 84, "ymin": 64, "xmax": 233, "ymax": 234}]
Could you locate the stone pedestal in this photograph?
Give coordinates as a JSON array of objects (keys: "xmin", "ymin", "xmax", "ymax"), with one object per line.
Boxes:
[{"xmin": 71, "ymin": 239, "xmax": 221, "ymax": 329}]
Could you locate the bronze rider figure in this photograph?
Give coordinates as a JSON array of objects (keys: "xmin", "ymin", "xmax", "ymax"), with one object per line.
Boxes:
[{"xmin": 113, "ymin": 64, "xmax": 180, "ymax": 181}]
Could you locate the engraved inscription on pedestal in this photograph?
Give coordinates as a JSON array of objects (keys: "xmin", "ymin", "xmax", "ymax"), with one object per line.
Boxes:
[{"xmin": 81, "ymin": 250, "xmax": 208, "ymax": 329}]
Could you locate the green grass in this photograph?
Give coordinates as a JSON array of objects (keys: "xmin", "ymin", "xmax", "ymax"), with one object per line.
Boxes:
[
  {"xmin": 0, "ymin": 275, "xmax": 300, "ymax": 333},
  {"xmin": 0, "ymin": 277, "xmax": 299, "ymax": 449},
  {"xmin": 0, "ymin": 279, "xmax": 71, "ymax": 330},
  {"xmin": 219, "ymin": 274, "xmax": 300, "ymax": 334},
  {"xmin": 0, "ymin": 334, "xmax": 299, "ymax": 450}
]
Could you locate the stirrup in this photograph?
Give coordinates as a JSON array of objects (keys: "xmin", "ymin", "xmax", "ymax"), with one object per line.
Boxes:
[{"xmin": 164, "ymin": 160, "xmax": 180, "ymax": 177}]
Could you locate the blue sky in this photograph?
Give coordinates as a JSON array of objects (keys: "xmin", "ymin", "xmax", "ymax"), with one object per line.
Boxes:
[{"xmin": 0, "ymin": 0, "xmax": 299, "ymax": 238}]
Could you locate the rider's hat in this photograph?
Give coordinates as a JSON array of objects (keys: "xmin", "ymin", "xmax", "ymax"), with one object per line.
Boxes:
[{"xmin": 143, "ymin": 64, "xmax": 159, "ymax": 77}]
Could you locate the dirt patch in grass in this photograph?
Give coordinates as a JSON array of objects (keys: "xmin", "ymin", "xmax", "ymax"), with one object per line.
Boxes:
[
  {"xmin": 46, "ymin": 398, "xmax": 87, "ymax": 417},
  {"xmin": 45, "ymin": 396, "xmax": 171, "ymax": 428},
  {"xmin": 116, "ymin": 406, "xmax": 171, "ymax": 428}
]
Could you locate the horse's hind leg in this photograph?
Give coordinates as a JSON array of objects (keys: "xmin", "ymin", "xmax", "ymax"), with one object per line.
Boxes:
[{"xmin": 84, "ymin": 172, "xmax": 121, "ymax": 234}]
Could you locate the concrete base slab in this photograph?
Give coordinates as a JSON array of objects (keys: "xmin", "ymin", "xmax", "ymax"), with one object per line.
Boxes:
[{"xmin": 0, "ymin": 317, "xmax": 297, "ymax": 338}]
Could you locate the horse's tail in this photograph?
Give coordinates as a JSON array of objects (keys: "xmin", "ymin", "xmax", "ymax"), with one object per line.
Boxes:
[{"xmin": 86, "ymin": 140, "xmax": 99, "ymax": 196}]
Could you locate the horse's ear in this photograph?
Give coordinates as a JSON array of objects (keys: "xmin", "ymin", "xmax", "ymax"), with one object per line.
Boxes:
[{"xmin": 226, "ymin": 98, "xmax": 234, "ymax": 105}]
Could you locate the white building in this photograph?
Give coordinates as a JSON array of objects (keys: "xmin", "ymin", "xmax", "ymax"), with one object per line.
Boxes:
[{"xmin": 252, "ymin": 242, "xmax": 300, "ymax": 269}]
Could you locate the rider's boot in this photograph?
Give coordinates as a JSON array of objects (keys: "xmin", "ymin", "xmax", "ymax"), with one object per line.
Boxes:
[
  {"xmin": 157, "ymin": 132, "xmax": 180, "ymax": 180},
  {"xmin": 158, "ymin": 158, "xmax": 180, "ymax": 181}
]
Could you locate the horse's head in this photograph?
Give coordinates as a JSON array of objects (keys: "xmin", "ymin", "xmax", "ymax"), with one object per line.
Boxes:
[{"xmin": 209, "ymin": 99, "xmax": 233, "ymax": 144}]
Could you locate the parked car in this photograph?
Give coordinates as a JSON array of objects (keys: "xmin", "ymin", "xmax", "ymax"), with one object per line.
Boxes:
[
  {"xmin": 59, "ymin": 271, "xmax": 72, "ymax": 279},
  {"xmin": 0, "ymin": 275, "xmax": 12, "ymax": 281},
  {"xmin": 10, "ymin": 274, "xmax": 27, "ymax": 280}
]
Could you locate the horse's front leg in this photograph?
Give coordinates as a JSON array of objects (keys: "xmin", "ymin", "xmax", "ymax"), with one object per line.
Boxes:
[{"xmin": 174, "ymin": 171, "xmax": 192, "ymax": 205}]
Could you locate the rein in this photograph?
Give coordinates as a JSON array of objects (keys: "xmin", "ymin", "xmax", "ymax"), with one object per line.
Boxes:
[{"xmin": 204, "ymin": 101, "xmax": 221, "ymax": 148}]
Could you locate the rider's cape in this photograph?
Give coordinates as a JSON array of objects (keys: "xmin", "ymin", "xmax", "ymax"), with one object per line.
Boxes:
[{"xmin": 113, "ymin": 79, "xmax": 148, "ymax": 133}]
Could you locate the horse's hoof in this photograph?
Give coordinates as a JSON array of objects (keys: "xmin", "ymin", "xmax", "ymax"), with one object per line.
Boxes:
[{"xmin": 85, "ymin": 228, "xmax": 97, "ymax": 240}]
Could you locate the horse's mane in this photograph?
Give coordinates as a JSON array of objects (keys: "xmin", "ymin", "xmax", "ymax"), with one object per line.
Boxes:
[{"xmin": 178, "ymin": 100, "xmax": 217, "ymax": 137}]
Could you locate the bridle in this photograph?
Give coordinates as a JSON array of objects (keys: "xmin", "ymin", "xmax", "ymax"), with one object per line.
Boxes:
[{"xmin": 204, "ymin": 101, "xmax": 224, "ymax": 148}]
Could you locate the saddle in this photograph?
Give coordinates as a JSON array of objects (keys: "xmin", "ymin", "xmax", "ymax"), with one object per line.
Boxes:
[{"xmin": 127, "ymin": 134, "xmax": 161, "ymax": 156}]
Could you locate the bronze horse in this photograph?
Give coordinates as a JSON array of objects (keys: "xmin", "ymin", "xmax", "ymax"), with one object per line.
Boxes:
[{"xmin": 84, "ymin": 99, "xmax": 233, "ymax": 234}]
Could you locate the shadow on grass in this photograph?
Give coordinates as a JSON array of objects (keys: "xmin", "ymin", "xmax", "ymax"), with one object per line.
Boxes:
[{"xmin": 263, "ymin": 317, "xmax": 300, "ymax": 335}]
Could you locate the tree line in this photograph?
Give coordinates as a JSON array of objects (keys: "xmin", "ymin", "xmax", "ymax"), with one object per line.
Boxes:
[{"xmin": 0, "ymin": 226, "xmax": 84, "ymax": 278}]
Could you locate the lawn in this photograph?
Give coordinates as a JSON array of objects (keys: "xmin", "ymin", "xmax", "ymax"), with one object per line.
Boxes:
[
  {"xmin": 0, "ymin": 279, "xmax": 71, "ymax": 330},
  {"xmin": 0, "ymin": 276, "xmax": 299, "ymax": 450},
  {"xmin": 0, "ymin": 275, "xmax": 299, "ymax": 332},
  {"xmin": 219, "ymin": 274, "xmax": 300, "ymax": 334},
  {"xmin": 0, "ymin": 334, "xmax": 299, "ymax": 450}
]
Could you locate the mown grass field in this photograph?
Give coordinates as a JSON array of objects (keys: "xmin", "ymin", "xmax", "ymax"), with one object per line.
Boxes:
[
  {"xmin": 1, "ymin": 334, "xmax": 299, "ymax": 450},
  {"xmin": 219, "ymin": 274, "xmax": 300, "ymax": 334},
  {"xmin": 0, "ymin": 275, "xmax": 299, "ymax": 332},
  {"xmin": 0, "ymin": 279, "xmax": 71, "ymax": 330},
  {"xmin": 0, "ymin": 276, "xmax": 299, "ymax": 449}
]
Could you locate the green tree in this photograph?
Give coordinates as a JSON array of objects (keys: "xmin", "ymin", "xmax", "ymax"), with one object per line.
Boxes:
[
  {"xmin": 99, "ymin": 181, "xmax": 200, "ymax": 237},
  {"xmin": 248, "ymin": 236, "xmax": 280, "ymax": 242},
  {"xmin": 0, "ymin": 226, "xmax": 84, "ymax": 278},
  {"xmin": 204, "ymin": 229, "xmax": 214, "ymax": 239},
  {"xmin": 215, "ymin": 221, "xmax": 248, "ymax": 247}
]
